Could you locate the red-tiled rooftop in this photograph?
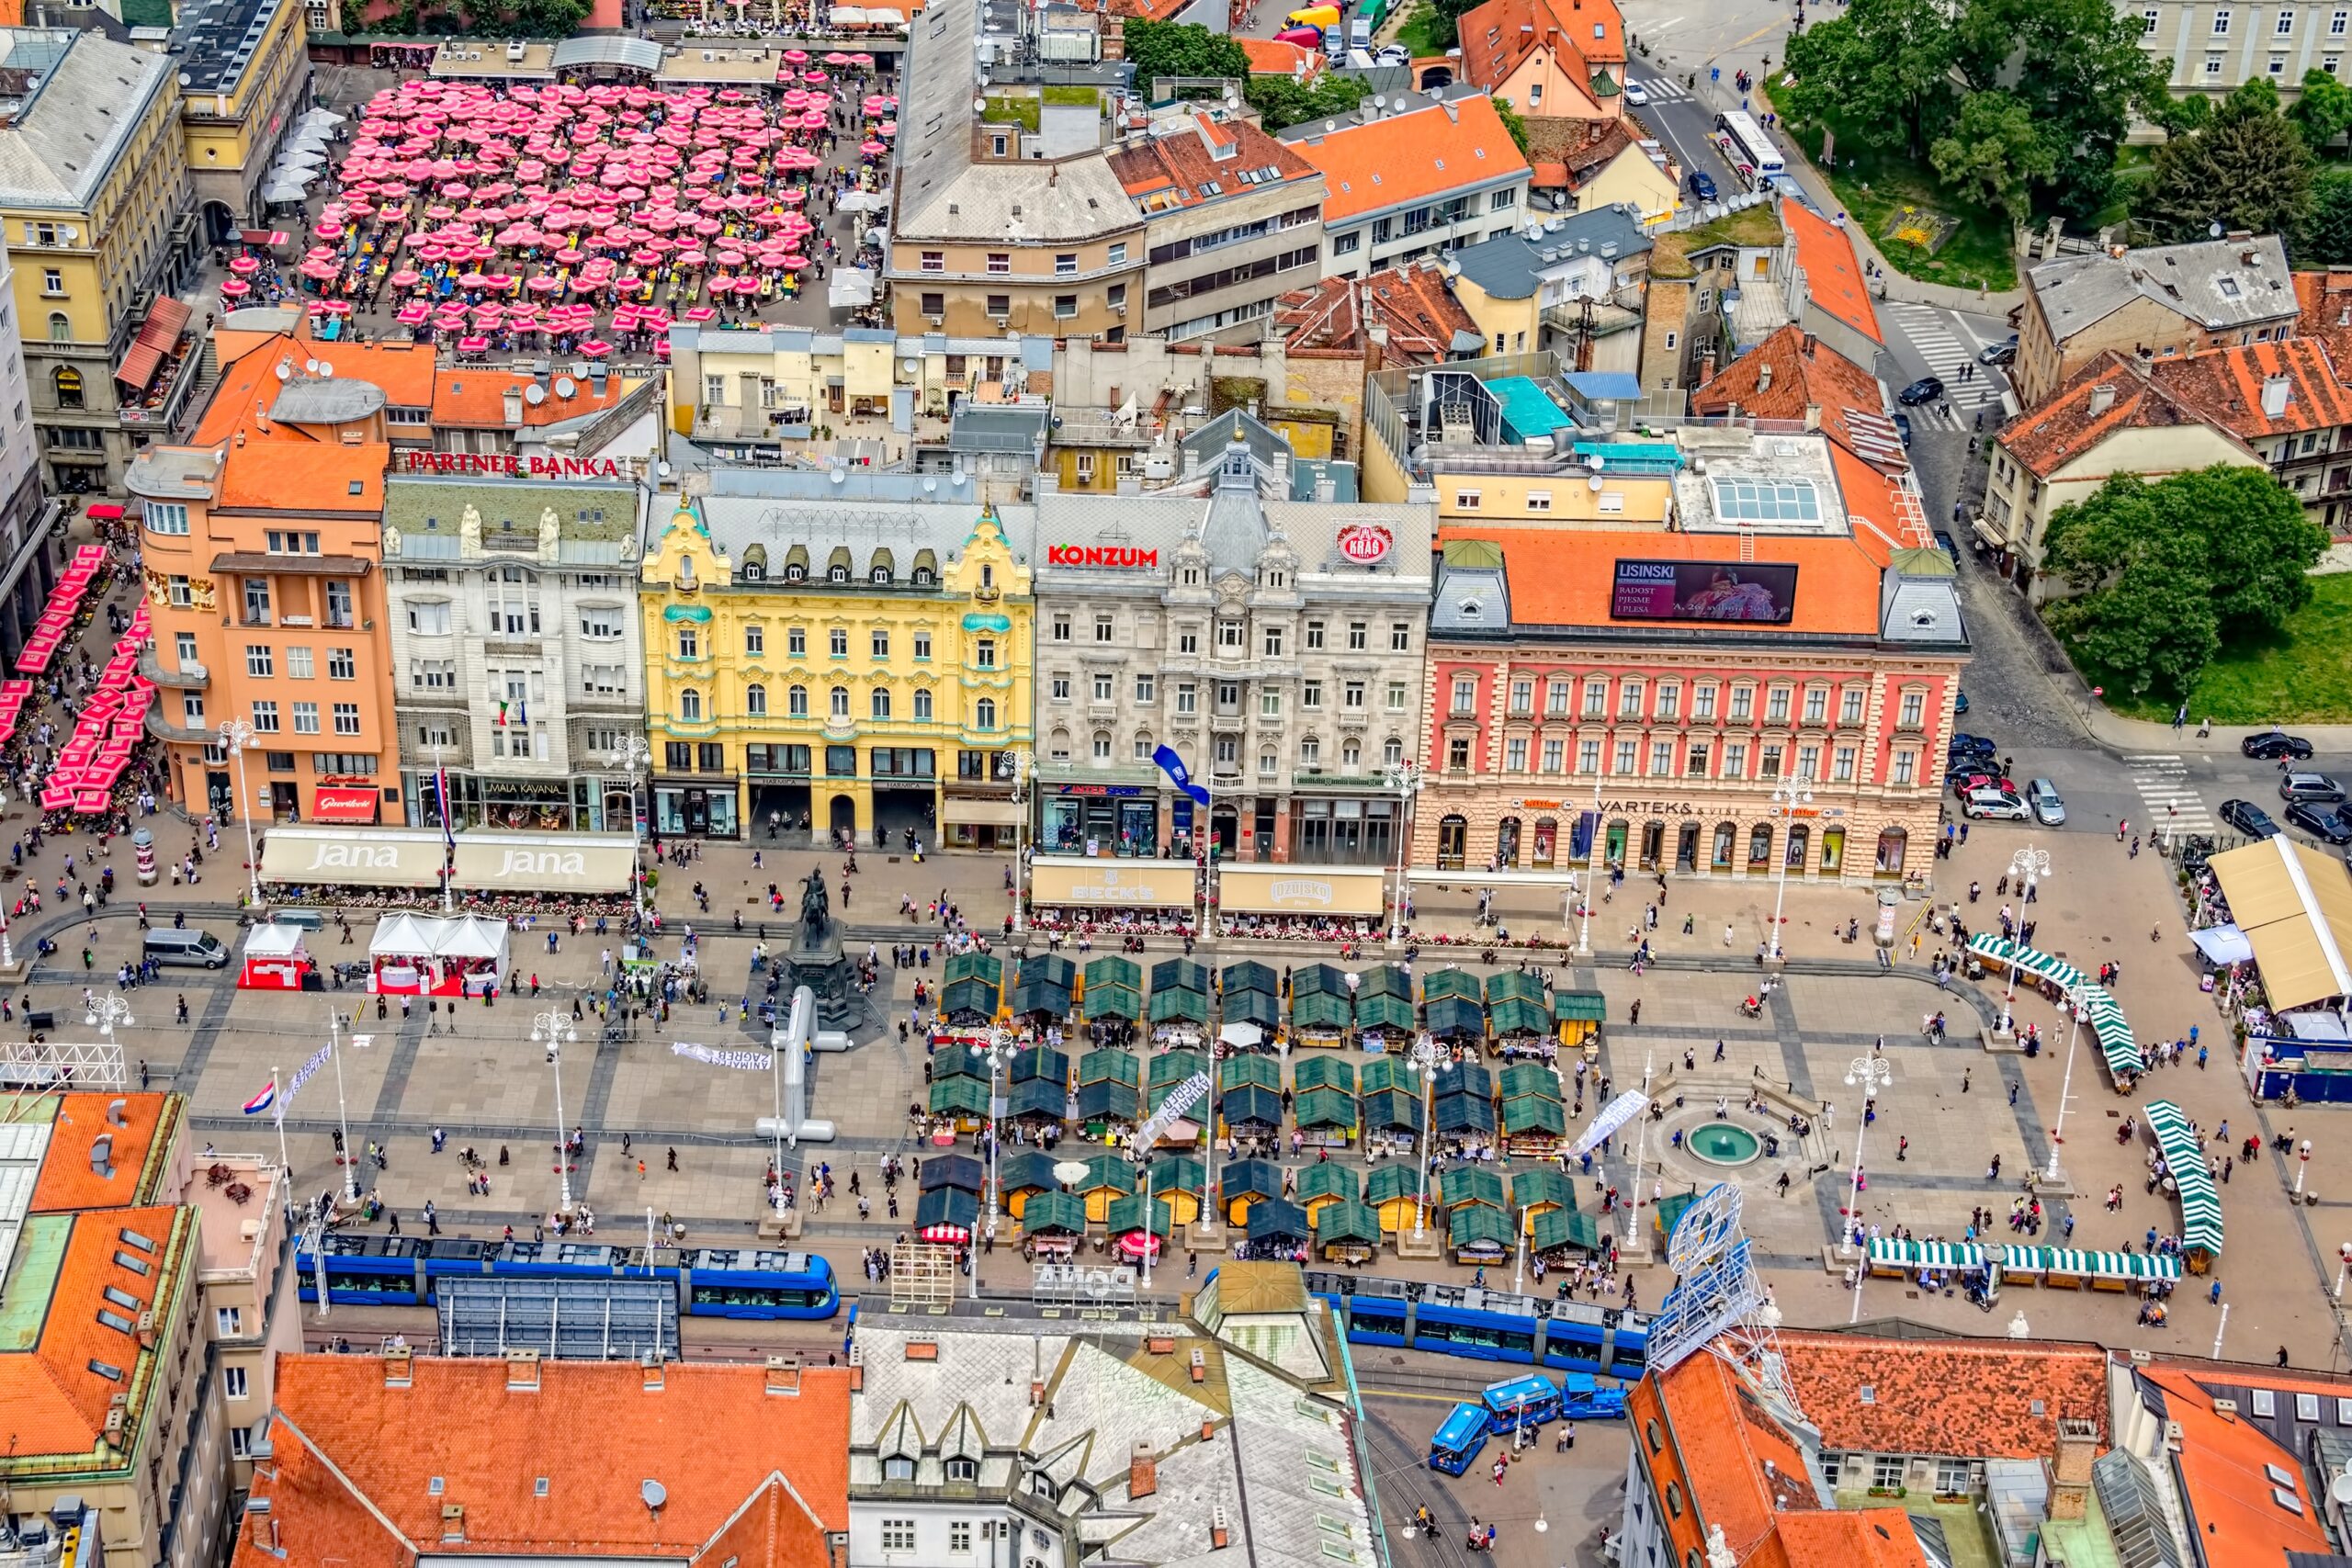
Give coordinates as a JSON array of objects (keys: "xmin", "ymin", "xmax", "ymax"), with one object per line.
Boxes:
[
  {"xmin": 1782, "ymin": 197, "xmax": 1881, "ymax": 346},
  {"xmin": 31, "ymin": 1091, "xmax": 175, "ymax": 1213},
  {"xmin": 1995, "ymin": 351, "xmax": 2240, "ymax": 479},
  {"xmin": 1776, "ymin": 1331, "xmax": 2108, "ymax": 1461}
]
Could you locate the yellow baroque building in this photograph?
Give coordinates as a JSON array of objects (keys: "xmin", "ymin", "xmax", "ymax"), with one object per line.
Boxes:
[{"xmin": 639, "ymin": 487, "xmax": 1036, "ymax": 848}]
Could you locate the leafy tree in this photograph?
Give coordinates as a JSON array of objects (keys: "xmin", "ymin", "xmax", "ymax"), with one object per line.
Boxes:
[
  {"xmin": 503, "ymin": 0, "xmax": 587, "ymax": 33},
  {"xmin": 1244, "ymin": 74, "xmax": 1367, "ymax": 132},
  {"xmin": 2142, "ymin": 92, "xmax": 2212, "ymax": 142},
  {"xmin": 1489, "ymin": 95, "xmax": 1530, "ymax": 158},
  {"xmin": 1413, "ymin": 0, "xmax": 1485, "ymax": 54},
  {"xmin": 1776, "ymin": 0, "xmax": 1960, "ymax": 161},
  {"xmin": 2138, "ymin": 78, "xmax": 2315, "ymax": 242},
  {"xmin": 2289, "ymin": 66, "xmax": 2352, "ymax": 152},
  {"xmin": 1123, "ymin": 20, "xmax": 1249, "ymax": 85},
  {"xmin": 1929, "ymin": 90, "xmax": 2054, "ymax": 231},
  {"xmin": 2301, "ymin": 164, "xmax": 2352, "ymax": 262},
  {"xmin": 2041, "ymin": 467, "xmax": 2329, "ymax": 700},
  {"xmin": 1955, "ymin": 0, "xmax": 2174, "ymax": 221}
]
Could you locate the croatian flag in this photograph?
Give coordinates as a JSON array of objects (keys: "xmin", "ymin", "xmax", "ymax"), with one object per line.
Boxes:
[
  {"xmin": 434, "ymin": 766, "xmax": 455, "ymax": 849},
  {"xmin": 241, "ymin": 1080, "xmax": 276, "ymax": 1116},
  {"xmin": 1152, "ymin": 745, "xmax": 1211, "ymax": 808}
]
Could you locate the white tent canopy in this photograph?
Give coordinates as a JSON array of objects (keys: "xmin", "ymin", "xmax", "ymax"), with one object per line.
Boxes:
[
  {"xmin": 369, "ymin": 914, "xmax": 510, "ymax": 965},
  {"xmin": 243, "ymin": 923, "xmax": 308, "ymax": 959}
]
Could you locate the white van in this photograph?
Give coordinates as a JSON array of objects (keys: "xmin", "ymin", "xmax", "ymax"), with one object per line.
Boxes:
[{"xmin": 144, "ymin": 928, "xmax": 230, "ymax": 969}]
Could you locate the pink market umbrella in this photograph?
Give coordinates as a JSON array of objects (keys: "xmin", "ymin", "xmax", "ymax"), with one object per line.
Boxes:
[
  {"xmin": 805, "ymin": 71, "xmax": 830, "ymax": 85},
  {"xmin": 797, "ymin": 111, "xmax": 825, "ymax": 129},
  {"xmin": 322, "ymin": 299, "xmax": 354, "ymax": 314},
  {"xmin": 879, "ymin": 121, "xmax": 898, "ymax": 136},
  {"xmin": 684, "ymin": 305, "xmax": 717, "ymax": 321},
  {"xmin": 389, "ymin": 268, "xmax": 422, "ymax": 287},
  {"xmin": 220, "ymin": 278, "xmax": 251, "ymax": 299},
  {"xmin": 850, "ymin": 52, "xmax": 875, "ymax": 65},
  {"xmin": 786, "ymin": 47, "xmax": 809, "ymax": 62},
  {"xmin": 228, "ymin": 254, "xmax": 260, "ymax": 274},
  {"xmin": 457, "ymin": 334, "xmax": 491, "ymax": 353},
  {"xmin": 396, "ymin": 303, "xmax": 429, "ymax": 323},
  {"xmin": 315, "ymin": 221, "xmax": 345, "ymax": 240},
  {"xmin": 860, "ymin": 141, "xmax": 886, "ymax": 156},
  {"xmin": 527, "ymin": 275, "xmax": 561, "ymax": 293},
  {"xmin": 580, "ymin": 338, "xmax": 613, "ymax": 355},
  {"xmin": 823, "ymin": 51, "xmax": 849, "ymax": 62}
]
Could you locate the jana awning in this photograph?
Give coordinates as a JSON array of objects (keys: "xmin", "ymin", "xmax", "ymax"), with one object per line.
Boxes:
[{"xmin": 115, "ymin": 295, "xmax": 191, "ymax": 389}]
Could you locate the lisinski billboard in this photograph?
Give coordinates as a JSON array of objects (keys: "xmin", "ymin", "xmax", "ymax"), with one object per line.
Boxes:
[{"xmin": 1610, "ymin": 559, "xmax": 1798, "ymax": 624}]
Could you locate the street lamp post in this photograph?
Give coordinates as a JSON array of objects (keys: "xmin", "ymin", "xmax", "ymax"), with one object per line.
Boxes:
[
  {"xmin": 980, "ymin": 1030, "xmax": 1016, "ymax": 1298},
  {"xmin": 1009, "ymin": 750, "xmax": 1035, "ymax": 935},
  {"xmin": 532, "ymin": 1009, "xmax": 579, "ymax": 1216},
  {"xmin": 2336, "ymin": 1242, "xmax": 2352, "ymax": 1300},
  {"xmin": 217, "ymin": 718, "xmax": 263, "ymax": 908},
  {"xmin": 616, "ymin": 736, "xmax": 653, "ymax": 940},
  {"xmin": 2045, "ymin": 990, "xmax": 2086, "ymax": 1182},
  {"xmin": 1380, "ymin": 761, "xmax": 1423, "ymax": 945},
  {"xmin": 1999, "ymin": 845, "xmax": 2052, "ymax": 1033},
  {"xmin": 1766, "ymin": 776, "xmax": 1814, "ymax": 960},
  {"xmin": 324, "ymin": 1008, "xmax": 358, "ymax": 1204},
  {"xmin": 1405, "ymin": 1032, "xmax": 1442, "ymax": 1240},
  {"xmin": 1842, "ymin": 1053, "xmax": 1894, "ymax": 1324},
  {"xmin": 1576, "ymin": 777, "xmax": 1602, "ymax": 956}
]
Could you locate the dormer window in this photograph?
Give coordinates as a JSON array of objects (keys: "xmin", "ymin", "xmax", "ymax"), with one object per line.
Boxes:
[
  {"xmin": 786, "ymin": 563, "xmax": 807, "ymax": 582},
  {"xmin": 872, "ymin": 566, "xmax": 891, "ymax": 584},
  {"xmin": 884, "ymin": 1457, "xmax": 915, "ymax": 1482},
  {"xmin": 945, "ymin": 1458, "xmax": 979, "ymax": 1483},
  {"xmin": 830, "ymin": 564, "xmax": 850, "ymax": 583},
  {"xmin": 1029, "ymin": 1472, "xmax": 1057, "ymax": 1502},
  {"xmin": 913, "ymin": 566, "xmax": 936, "ymax": 586}
]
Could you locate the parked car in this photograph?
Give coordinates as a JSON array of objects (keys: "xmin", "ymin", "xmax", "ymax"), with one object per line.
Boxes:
[
  {"xmin": 1893, "ymin": 412, "xmax": 1913, "ymax": 446},
  {"xmin": 1953, "ymin": 690, "xmax": 1969, "ymax": 715},
  {"xmin": 1934, "ymin": 529, "xmax": 1961, "ymax": 564},
  {"xmin": 1962, "ymin": 788, "xmax": 2029, "ymax": 821},
  {"xmin": 1897, "ymin": 376, "xmax": 1946, "ymax": 406},
  {"xmin": 1950, "ymin": 770, "xmax": 2016, "ymax": 799},
  {"xmin": 2280, "ymin": 771, "xmax": 2346, "ymax": 804},
  {"xmin": 2243, "ymin": 728, "xmax": 2316, "ymax": 761},
  {"xmin": 1686, "ymin": 171, "xmax": 1719, "ymax": 202},
  {"xmin": 2289, "ymin": 801, "xmax": 2352, "ymax": 844},
  {"xmin": 2221, "ymin": 798, "xmax": 2282, "ymax": 837},
  {"xmin": 2026, "ymin": 779, "xmax": 2065, "ymax": 826},
  {"xmin": 1948, "ymin": 732, "xmax": 1998, "ymax": 761},
  {"xmin": 1623, "ymin": 80, "xmax": 1650, "ymax": 106},
  {"xmin": 1272, "ymin": 24, "xmax": 1325, "ymax": 44},
  {"xmin": 1978, "ymin": 336, "xmax": 2018, "ymax": 367},
  {"xmin": 1374, "ymin": 41, "xmax": 1408, "ymax": 63}
]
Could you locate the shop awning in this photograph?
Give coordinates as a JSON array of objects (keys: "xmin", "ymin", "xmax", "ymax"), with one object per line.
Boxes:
[
  {"xmin": 260, "ymin": 826, "xmax": 447, "ymax": 887},
  {"xmin": 2143, "ymin": 1099, "xmax": 2224, "ymax": 1257},
  {"xmin": 1217, "ymin": 864, "xmax": 1385, "ymax": 916},
  {"xmin": 944, "ymin": 796, "xmax": 1023, "ymax": 827},
  {"xmin": 2208, "ymin": 836, "xmax": 2352, "ymax": 1011},
  {"xmin": 1032, "ymin": 858, "xmax": 1195, "ymax": 908},
  {"xmin": 1965, "ymin": 932, "xmax": 2086, "ymax": 991},
  {"xmin": 115, "ymin": 295, "xmax": 190, "ymax": 389},
  {"xmin": 311, "ymin": 785, "xmax": 382, "ymax": 823},
  {"xmin": 2082, "ymin": 989, "xmax": 2143, "ymax": 1082},
  {"xmin": 1867, "ymin": 1237, "xmax": 1985, "ymax": 1270},
  {"xmin": 915, "ymin": 1186, "xmax": 978, "ymax": 1243},
  {"xmin": 1441, "ymin": 1165, "xmax": 1505, "ymax": 1212},
  {"xmin": 451, "ymin": 832, "xmax": 638, "ymax": 895}
]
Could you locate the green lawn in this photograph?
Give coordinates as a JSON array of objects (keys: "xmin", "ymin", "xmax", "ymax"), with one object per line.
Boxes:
[
  {"xmin": 1394, "ymin": 3, "xmax": 1446, "ymax": 58},
  {"xmin": 982, "ymin": 94, "xmax": 1041, "ymax": 132},
  {"xmin": 1776, "ymin": 108, "xmax": 2018, "ymax": 293},
  {"xmin": 1042, "ymin": 85, "xmax": 1101, "ymax": 110},
  {"xmin": 2083, "ymin": 571, "xmax": 2352, "ymax": 724}
]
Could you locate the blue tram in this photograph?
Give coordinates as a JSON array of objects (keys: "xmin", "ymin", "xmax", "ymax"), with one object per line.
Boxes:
[
  {"xmin": 296, "ymin": 1234, "xmax": 841, "ymax": 1319},
  {"xmin": 1297, "ymin": 1270, "xmax": 1648, "ymax": 1377}
]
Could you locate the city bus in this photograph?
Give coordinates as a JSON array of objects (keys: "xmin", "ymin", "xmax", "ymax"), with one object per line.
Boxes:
[{"xmin": 1713, "ymin": 110, "xmax": 1785, "ymax": 188}]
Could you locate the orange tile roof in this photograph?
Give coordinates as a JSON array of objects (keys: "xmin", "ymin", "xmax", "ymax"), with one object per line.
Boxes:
[
  {"xmin": 0, "ymin": 1206, "xmax": 187, "ymax": 1460},
  {"xmin": 1293, "ymin": 96, "xmax": 1530, "ymax": 224},
  {"xmin": 2295, "ymin": 268, "xmax": 2352, "ymax": 365},
  {"xmin": 1768, "ymin": 1511, "xmax": 1932, "ymax": 1568},
  {"xmin": 194, "ymin": 333, "xmax": 436, "ymax": 446},
  {"xmin": 1994, "ymin": 350, "xmax": 2242, "ymax": 480},
  {"xmin": 2147, "ymin": 334, "xmax": 2352, "ymax": 439},
  {"xmin": 432, "ymin": 367, "xmax": 628, "ymax": 429},
  {"xmin": 1457, "ymin": 0, "xmax": 1623, "ymax": 93},
  {"xmin": 1782, "ymin": 198, "xmax": 1881, "ymax": 346},
  {"xmin": 1776, "ymin": 1332, "xmax": 2107, "ymax": 1461},
  {"xmin": 1445, "ymin": 524, "xmax": 1888, "ymax": 637},
  {"xmin": 235, "ymin": 1356, "xmax": 853, "ymax": 1568},
  {"xmin": 1275, "ymin": 260, "xmax": 1481, "ymax": 360},
  {"xmin": 1652, "ymin": 1354, "xmax": 1818, "ymax": 1562},
  {"xmin": 1237, "ymin": 36, "xmax": 1323, "ymax": 76},
  {"xmin": 30, "ymin": 1092, "xmax": 174, "ymax": 1213},
  {"xmin": 1694, "ymin": 324, "xmax": 1907, "ymax": 474},
  {"xmin": 2142, "ymin": 1365, "xmax": 2333, "ymax": 1563},
  {"xmin": 217, "ymin": 442, "xmax": 386, "ymax": 514},
  {"xmin": 1524, "ymin": 117, "xmax": 1641, "ymax": 187},
  {"xmin": 1111, "ymin": 113, "xmax": 1320, "ymax": 215}
]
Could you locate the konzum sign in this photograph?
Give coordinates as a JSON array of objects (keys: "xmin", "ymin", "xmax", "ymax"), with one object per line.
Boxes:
[{"xmin": 1046, "ymin": 545, "xmax": 1159, "ymax": 568}]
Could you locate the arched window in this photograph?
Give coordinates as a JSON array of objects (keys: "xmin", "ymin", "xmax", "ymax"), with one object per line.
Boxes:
[
  {"xmin": 46, "ymin": 312, "xmax": 68, "ymax": 344},
  {"xmin": 829, "ymin": 562, "xmax": 850, "ymax": 583},
  {"xmin": 679, "ymin": 689, "xmax": 703, "ymax": 721},
  {"xmin": 745, "ymin": 682, "xmax": 767, "ymax": 716},
  {"xmin": 977, "ymin": 696, "xmax": 998, "ymax": 729},
  {"xmin": 52, "ymin": 367, "xmax": 82, "ymax": 409},
  {"xmin": 913, "ymin": 688, "xmax": 933, "ymax": 720},
  {"xmin": 1383, "ymin": 737, "xmax": 1404, "ymax": 766},
  {"xmin": 1712, "ymin": 822, "xmax": 1736, "ymax": 870},
  {"xmin": 788, "ymin": 684, "xmax": 808, "ymax": 716},
  {"xmin": 1091, "ymin": 730, "xmax": 1111, "ymax": 760},
  {"xmin": 1747, "ymin": 823, "xmax": 1773, "ymax": 869},
  {"xmin": 1784, "ymin": 823, "xmax": 1809, "ymax": 868},
  {"xmin": 1875, "ymin": 827, "xmax": 1909, "ymax": 875},
  {"xmin": 829, "ymin": 686, "xmax": 849, "ymax": 719},
  {"xmin": 785, "ymin": 561, "xmax": 807, "ymax": 582},
  {"xmin": 872, "ymin": 688, "xmax": 892, "ymax": 719},
  {"xmin": 912, "ymin": 564, "xmax": 936, "ymax": 586},
  {"xmin": 1496, "ymin": 816, "xmax": 1521, "ymax": 867},
  {"xmin": 1342, "ymin": 739, "xmax": 1361, "ymax": 770}
]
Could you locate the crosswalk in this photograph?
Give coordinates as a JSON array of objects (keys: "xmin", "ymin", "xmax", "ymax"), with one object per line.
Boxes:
[
  {"xmin": 1881, "ymin": 301, "xmax": 2007, "ymax": 430},
  {"xmin": 1627, "ymin": 73, "xmax": 1695, "ymax": 103},
  {"xmin": 2125, "ymin": 754, "xmax": 2216, "ymax": 836}
]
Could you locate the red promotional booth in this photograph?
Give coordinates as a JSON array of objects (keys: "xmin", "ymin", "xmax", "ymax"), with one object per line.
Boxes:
[
  {"xmin": 368, "ymin": 913, "xmax": 509, "ymax": 997},
  {"xmin": 240, "ymin": 923, "xmax": 312, "ymax": 990}
]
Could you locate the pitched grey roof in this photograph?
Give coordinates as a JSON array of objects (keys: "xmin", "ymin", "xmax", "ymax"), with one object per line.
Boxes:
[
  {"xmin": 0, "ymin": 30, "xmax": 175, "ymax": 210},
  {"xmin": 1431, "ymin": 559, "xmax": 1507, "ymax": 633},
  {"xmin": 1033, "ymin": 490, "xmax": 1432, "ymax": 586},
  {"xmin": 1447, "ymin": 207, "xmax": 1653, "ymax": 301},
  {"xmin": 1181, "ymin": 409, "xmax": 1284, "ymax": 471},
  {"xmin": 166, "ymin": 0, "xmax": 288, "ymax": 96},
  {"xmin": 950, "ymin": 404, "xmax": 1049, "ymax": 453},
  {"xmin": 705, "ymin": 465, "xmax": 987, "ymax": 506},
  {"xmin": 2028, "ymin": 235, "xmax": 2296, "ymax": 342},
  {"xmin": 1880, "ymin": 572, "xmax": 1967, "ymax": 647},
  {"xmin": 692, "ymin": 494, "xmax": 1039, "ymax": 569},
  {"xmin": 270, "ymin": 376, "xmax": 384, "ymax": 425},
  {"xmin": 551, "ymin": 34, "xmax": 662, "ymax": 71}
]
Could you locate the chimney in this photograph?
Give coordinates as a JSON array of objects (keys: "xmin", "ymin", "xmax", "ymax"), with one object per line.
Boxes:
[
  {"xmin": 1365, "ymin": 321, "xmax": 1387, "ymax": 375},
  {"xmin": 1588, "ymin": 118, "xmax": 1604, "ymax": 144},
  {"xmin": 2262, "ymin": 372, "xmax": 2292, "ymax": 419},
  {"xmin": 1210, "ymin": 1505, "xmax": 1231, "ymax": 1551},
  {"xmin": 1756, "ymin": 363, "xmax": 1772, "ymax": 392},
  {"xmin": 1804, "ymin": 402, "xmax": 1821, "ymax": 431},
  {"xmin": 1129, "ymin": 1441, "xmax": 1158, "ymax": 1499},
  {"xmin": 2087, "ymin": 383, "xmax": 2117, "ymax": 417},
  {"xmin": 505, "ymin": 1348, "xmax": 541, "ymax": 1391},
  {"xmin": 503, "ymin": 388, "xmax": 525, "ymax": 426},
  {"xmin": 1030, "ymin": 1379, "xmax": 1048, "ymax": 1406},
  {"xmin": 766, "ymin": 1354, "xmax": 803, "ymax": 1395},
  {"xmin": 906, "ymin": 1340, "xmax": 940, "ymax": 1362},
  {"xmin": 1147, "ymin": 1336, "xmax": 1177, "ymax": 1355},
  {"xmin": 590, "ymin": 364, "xmax": 609, "ymax": 397},
  {"xmin": 850, "ymin": 1342, "xmax": 865, "ymax": 1393},
  {"xmin": 441, "ymin": 1504, "xmax": 465, "ymax": 1544},
  {"xmin": 1200, "ymin": 1418, "xmax": 1216, "ymax": 1441},
  {"xmin": 382, "ymin": 1345, "xmax": 413, "ymax": 1387},
  {"xmin": 1441, "ymin": 98, "xmax": 1460, "ymax": 123},
  {"xmin": 2048, "ymin": 1417, "xmax": 2098, "ymax": 1522},
  {"xmin": 641, "ymin": 1356, "xmax": 664, "ymax": 1392},
  {"xmin": 106, "ymin": 1098, "xmax": 127, "ymax": 1126},
  {"xmin": 1190, "ymin": 1348, "xmax": 1207, "ymax": 1383}
]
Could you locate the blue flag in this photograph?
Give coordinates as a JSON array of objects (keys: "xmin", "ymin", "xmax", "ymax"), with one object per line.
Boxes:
[{"xmin": 1152, "ymin": 745, "xmax": 1211, "ymax": 807}]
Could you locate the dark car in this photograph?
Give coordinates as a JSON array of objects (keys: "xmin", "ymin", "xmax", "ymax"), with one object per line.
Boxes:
[
  {"xmin": 1954, "ymin": 690, "xmax": 1969, "ymax": 716},
  {"xmin": 2222, "ymin": 798, "xmax": 2282, "ymax": 838},
  {"xmin": 1948, "ymin": 732, "xmax": 1997, "ymax": 761},
  {"xmin": 1893, "ymin": 412, "xmax": 1913, "ymax": 446},
  {"xmin": 2243, "ymin": 729, "xmax": 2316, "ymax": 761},
  {"xmin": 2280, "ymin": 771, "xmax": 2346, "ymax": 804},
  {"xmin": 1897, "ymin": 376, "xmax": 1946, "ymax": 406},
  {"xmin": 1978, "ymin": 336, "xmax": 2018, "ymax": 367},
  {"xmin": 1686, "ymin": 171, "xmax": 1718, "ymax": 202},
  {"xmin": 2289, "ymin": 801, "xmax": 2352, "ymax": 844},
  {"xmin": 1934, "ymin": 529, "xmax": 1961, "ymax": 564}
]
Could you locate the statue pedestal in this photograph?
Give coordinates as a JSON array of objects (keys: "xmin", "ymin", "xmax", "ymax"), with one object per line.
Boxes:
[{"xmin": 786, "ymin": 925, "xmax": 869, "ymax": 1035}]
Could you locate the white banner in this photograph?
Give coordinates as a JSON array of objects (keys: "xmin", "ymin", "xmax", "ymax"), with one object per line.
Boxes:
[
  {"xmin": 672, "ymin": 1042, "xmax": 769, "ymax": 1072},
  {"xmin": 1566, "ymin": 1089, "xmax": 1650, "ymax": 1159},
  {"xmin": 1135, "ymin": 1070, "xmax": 1210, "ymax": 1146},
  {"xmin": 275, "ymin": 1043, "xmax": 333, "ymax": 1127}
]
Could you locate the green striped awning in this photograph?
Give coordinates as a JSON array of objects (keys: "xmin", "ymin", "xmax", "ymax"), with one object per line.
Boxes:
[
  {"xmin": 2144, "ymin": 1099, "xmax": 2224, "ymax": 1256},
  {"xmin": 2081, "ymin": 989, "xmax": 2143, "ymax": 1081},
  {"xmin": 2003, "ymin": 1245, "xmax": 2184, "ymax": 1281},
  {"xmin": 1867, "ymin": 1238, "xmax": 1985, "ymax": 1269},
  {"xmin": 1966, "ymin": 932, "xmax": 2087, "ymax": 991}
]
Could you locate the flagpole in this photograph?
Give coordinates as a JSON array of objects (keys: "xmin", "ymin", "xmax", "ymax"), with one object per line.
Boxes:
[
  {"xmin": 432, "ymin": 739, "xmax": 454, "ymax": 914},
  {"xmin": 327, "ymin": 1009, "xmax": 357, "ymax": 1203},
  {"xmin": 269, "ymin": 1066, "xmax": 290, "ymax": 1212}
]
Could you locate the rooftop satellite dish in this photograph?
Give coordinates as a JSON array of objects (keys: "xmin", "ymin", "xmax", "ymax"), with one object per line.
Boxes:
[
  {"xmin": 554, "ymin": 377, "xmax": 577, "ymax": 399},
  {"xmin": 303, "ymin": 358, "xmax": 321, "ymax": 375},
  {"xmin": 2331, "ymin": 1470, "xmax": 2352, "ymax": 1506},
  {"xmin": 1586, "ymin": 451, "xmax": 1604, "ymax": 470},
  {"xmin": 656, "ymin": 460, "xmax": 673, "ymax": 479},
  {"xmin": 315, "ymin": 360, "xmax": 333, "ymax": 378},
  {"xmin": 975, "ymin": 96, "xmax": 988, "ymax": 114},
  {"xmin": 640, "ymin": 1480, "xmax": 668, "ymax": 1512},
  {"xmin": 1373, "ymin": 95, "xmax": 1386, "ymax": 108},
  {"xmin": 524, "ymin": 383, "xmax": 547, "ymax": 405},
  {"xmin": 177, "ymin": 71, "xmax": 191, "ymax": 85},
  {"xmin": 274, "ymin": 359, "xmax": 292, "ymax": 381},
  {"xmin": 1588, "ymin": 473, "xmax": 1604, "ymax": 491}
]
